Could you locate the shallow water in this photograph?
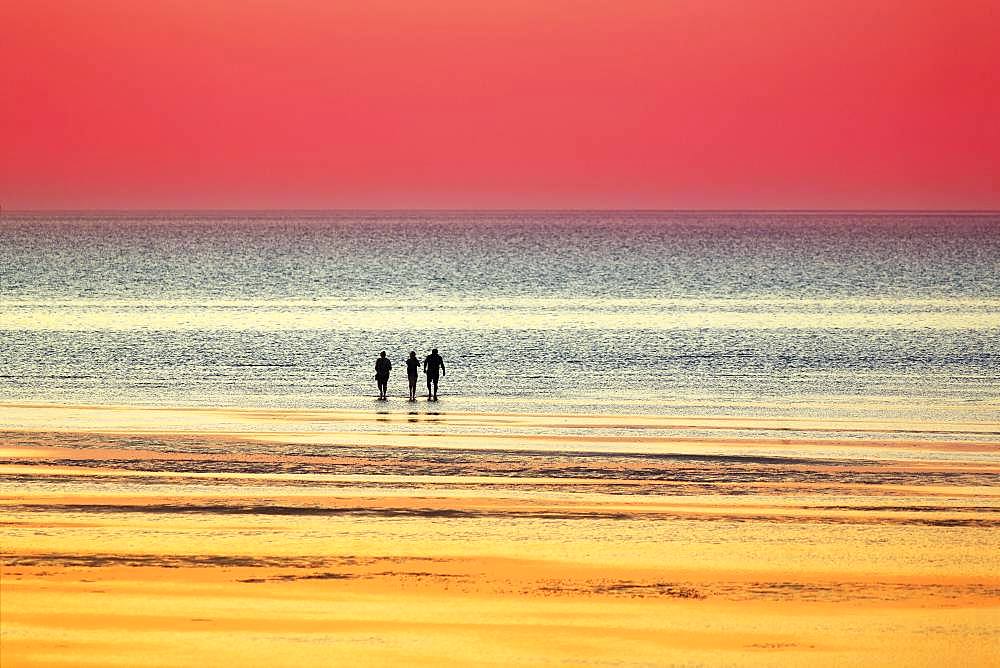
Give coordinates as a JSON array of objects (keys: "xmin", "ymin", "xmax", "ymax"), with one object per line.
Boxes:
[{"xmin": 2, "ymin": 211, "xmax": 998, "ymax": 424}]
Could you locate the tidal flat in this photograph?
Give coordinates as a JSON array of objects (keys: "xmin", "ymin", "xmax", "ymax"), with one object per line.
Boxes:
[{"xmin": 2, "ymin": 403, "xmax": 998, "ymax": 666}]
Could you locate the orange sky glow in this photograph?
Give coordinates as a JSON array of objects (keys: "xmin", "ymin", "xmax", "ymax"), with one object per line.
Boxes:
[{"xmin": 2, "ymin": 1, "xmax": 998, "ymax": 210}]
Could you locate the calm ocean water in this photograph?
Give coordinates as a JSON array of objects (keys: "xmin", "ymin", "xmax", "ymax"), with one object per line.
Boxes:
[{"xmin": 2, "ymin": 211, "xmax": 998, "ymax": 429}]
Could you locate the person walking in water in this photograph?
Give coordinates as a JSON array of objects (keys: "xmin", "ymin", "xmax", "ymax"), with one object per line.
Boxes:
[
  {"xmin": 405, "ymin": 351, "xmax": 420, "ymax": 401},
  {"xmin": 423, "ymin": 348, "xmax": 445, "ymax": 401},
  {"xmin": 374, "ymin": 351, "xmax": 392, "ymax": 400}
]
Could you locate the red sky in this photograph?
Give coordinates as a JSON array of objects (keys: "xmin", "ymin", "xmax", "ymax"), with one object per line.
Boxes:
[{"xmin": 2, "ymin": 1, "xmax": 998, "ymax": 210}]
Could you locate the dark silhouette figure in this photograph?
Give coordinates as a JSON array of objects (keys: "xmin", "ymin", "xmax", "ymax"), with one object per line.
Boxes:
[
  {"xmin": 423, "ymin": 348, "xmax": 445, "ymax": 400},
  {"xmin": 405, "ymin": 351, "xmax": 420, "ymax": 401},
  {"xmin": 374, "ymin": 351, "xmax": 392, "ymax": 400}
]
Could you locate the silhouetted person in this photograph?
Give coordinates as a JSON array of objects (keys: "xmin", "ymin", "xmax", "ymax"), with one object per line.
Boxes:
[
  {"xmin": 423, "ymin": 348, "xmax": 445, "ymax": 400},
  {"xmin": 374, "ymin": 351, "xmax": 392, "ymax": 400},
  {"xmin": 405, "ymin": 351, "xmax": 420, "ymax": 401}
]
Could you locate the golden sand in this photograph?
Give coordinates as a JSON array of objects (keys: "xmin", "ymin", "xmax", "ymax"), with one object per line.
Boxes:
[{"xmin": 2, "ymin": 404, "xmax": 998, "ymax": 666}]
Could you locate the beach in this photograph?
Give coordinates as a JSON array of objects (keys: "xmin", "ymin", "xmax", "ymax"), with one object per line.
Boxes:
[
  {"xmin": 3, "ymin": 402, "xmax": 998, "ymax": 666},
  {"xmin": 2, "ymin": 211, "xmax": 998, "ymax": 665}
]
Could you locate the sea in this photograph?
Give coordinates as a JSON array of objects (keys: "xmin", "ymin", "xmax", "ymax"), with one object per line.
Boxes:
[{"xmin": 2, "ymin": 211, "xmax": 998, "ymax": 439}]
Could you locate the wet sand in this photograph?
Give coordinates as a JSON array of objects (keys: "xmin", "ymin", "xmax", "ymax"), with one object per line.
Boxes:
[{"xmin": 2, "ymin": 404, "xmax": 999, "ymax": 666}]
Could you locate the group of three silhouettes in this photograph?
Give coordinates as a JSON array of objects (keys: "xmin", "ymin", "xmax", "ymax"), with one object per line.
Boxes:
[{"xmin": 375, "ymin": 348, "xmax": 445, "ymax": 401}]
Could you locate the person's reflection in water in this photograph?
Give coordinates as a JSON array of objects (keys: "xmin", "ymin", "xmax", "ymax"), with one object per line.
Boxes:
[
  {"xmin": 374, "ymin": 351, "xmax": 392, "ymax": 400},
  {"xmin": 405, "ymin": 351, "xmax": 420, "ymax": 401},
  {"xmin": 423, "ymin": 348, "xmax": 445, "ymax": 401}
]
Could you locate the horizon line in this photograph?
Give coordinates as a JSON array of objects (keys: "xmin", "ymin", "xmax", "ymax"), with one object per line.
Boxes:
[{"xmin": 3, "ymin": 208, "xmax": 999, "ymax": 215}]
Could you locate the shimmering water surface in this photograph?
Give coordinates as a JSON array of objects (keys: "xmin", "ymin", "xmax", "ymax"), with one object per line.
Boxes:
[{"xmin": 2, "ymin": 211, "xmax": 998, "ymax": 425}]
